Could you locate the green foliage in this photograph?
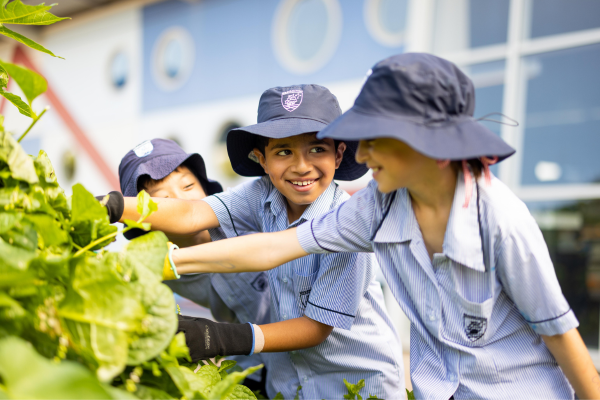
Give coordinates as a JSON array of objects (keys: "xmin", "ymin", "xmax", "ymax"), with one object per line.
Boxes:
[
  {"xmin": 344, "ymin": 379, "xmax": 366, "ymax": 400},
  {"xmin": 0, "ymin": 336, "xmax": 132, "ymax": 399},
  {"xmin": 0, "ymin": 0, "xmax": 69, "ymax": 25},
  {"xmin": 0, "ymin": 41, "xmax": 260, "ymax": 397},
  {"xmin": 406, "ymin": 389, "xmax": 416, "ymax": 400},
  {"xmin": 0, "ymin": 61, "xmax": 47, "ymax": 105}
]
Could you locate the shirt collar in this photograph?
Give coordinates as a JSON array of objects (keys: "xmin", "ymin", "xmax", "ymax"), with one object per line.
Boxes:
[
  {"xmin": 442, "ymin": 170, "xmax": 485, "ymax": 272},
  {"xmin": 373, "ymin": 171, "xmax": 485, "ymax": 272},
  {"xmin": 265, "ymin": 180, "xmax": 339, "ymax": 228},
  {"xmin": 372, "ymin": 188, "xmax": 415, "ymax": 244}
]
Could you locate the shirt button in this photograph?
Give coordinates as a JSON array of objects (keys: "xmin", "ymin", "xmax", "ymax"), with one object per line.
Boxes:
[
  {"xmin": 303, "ymin": 376, "xmax": 308, "ymax": 382},
  {"xmin": 283, "ymin": 277, "xmax": 288, "ymax": 283},
  {"xmin": 448, "ymin": 374, "xmax": 456, "ymax": 381},
  {"xmin": 228, "ymin": 295, "xmax": 234, "ymax": 302},
  {"xmin": 282, "ymin": 314, "xmax": 287, "ymax": 319},
  {"xmin": 428, "ymin": 314, "xmax": 436, "ymax": 321}
]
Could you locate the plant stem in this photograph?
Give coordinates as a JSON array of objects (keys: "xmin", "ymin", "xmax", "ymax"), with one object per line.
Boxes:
[
  {"xmin": 73, "ymin": 226, "xmax": 134, "ymax": 258},
  {"xmin": 17, "ymin": 106, "xmax": 49, "ymax": 143}
]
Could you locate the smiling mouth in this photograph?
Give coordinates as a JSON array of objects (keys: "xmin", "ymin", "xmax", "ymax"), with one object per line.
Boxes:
[{"xmin": 288, "ymin": 178, "xmax": 319, "ymax": 188}]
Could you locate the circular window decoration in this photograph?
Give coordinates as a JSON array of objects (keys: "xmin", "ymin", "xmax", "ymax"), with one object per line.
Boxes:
[
  {"xmin": 364, "ymin": 0, "xmax": 408, "ymax": 47},
  {"xmin": 151, "ymin": 27, "xmax": 195, "ymax": 91},
  {"xmin": 272, "ymin": 0, "xmax": 342, "ymax": 75},
  {"xmin": 109, "ymin": 51, "xmax": 128, "ymax": 90}
]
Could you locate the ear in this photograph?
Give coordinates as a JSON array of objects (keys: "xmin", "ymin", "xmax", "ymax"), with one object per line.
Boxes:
[
  {"xmin": 253, "ymin": 148, "xmax": 269, "ymax": 174},
  {"xmin": 334, "ymin": 142, "xmax": 347, "ymax": 169}
]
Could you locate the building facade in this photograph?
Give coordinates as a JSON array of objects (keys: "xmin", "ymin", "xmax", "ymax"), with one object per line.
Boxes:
[{"xmin": 6, "ymin": 0, "xmax": 600, "ymax": 361}]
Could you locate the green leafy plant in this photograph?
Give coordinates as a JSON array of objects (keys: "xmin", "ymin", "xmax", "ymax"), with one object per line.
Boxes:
[{"xmin": 0, "ymin": 2, "xmax": 261, "ymax": 399}]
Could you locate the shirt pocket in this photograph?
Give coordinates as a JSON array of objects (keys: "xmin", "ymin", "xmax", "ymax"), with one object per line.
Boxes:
[
  {"xmin": 440, "ymin": 267, "xmax": 496, "ymax": 346},
  {"xmin": 444, "ymin": 292, "xmax": 495, "ymax": 347},
  {"xmin": 292, "ymin": 270, "xmax": 318, "ymax": 314}
]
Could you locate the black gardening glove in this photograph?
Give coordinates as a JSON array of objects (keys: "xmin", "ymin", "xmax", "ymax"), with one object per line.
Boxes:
[
  {"xmin": 95, "ymin": 191, "xmax": 124, "ymax": 224},
  {"xmin": 177, "ymin": 315, "xmax": 253, "ymax": 361}
]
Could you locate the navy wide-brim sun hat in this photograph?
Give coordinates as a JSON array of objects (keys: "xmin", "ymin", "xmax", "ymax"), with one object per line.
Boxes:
[
  {"xmin": 227, "ymin": 84, "xmax": 368, "ymax": 181},
  {"xmin": 119, "ymin": 138, "xmax": 222, "ymax": 198},
  {"xmin": 317, "ymin": 53, "xmax": 516, "ymax": 162}
]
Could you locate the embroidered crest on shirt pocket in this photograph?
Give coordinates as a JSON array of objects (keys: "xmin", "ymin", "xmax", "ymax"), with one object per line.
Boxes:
[
  {"xmin": 251, "ymin": 273, "xmax": 268, "ymax": 292},
  {"xmin": 300, "ymin": 289, "xmax": 311, "ymax": 309},
  {"xmin": 464, "ymin": 314, "xmax": 487, "ymax": 341}
]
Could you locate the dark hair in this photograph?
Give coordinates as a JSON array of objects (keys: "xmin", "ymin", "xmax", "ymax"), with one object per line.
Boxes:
[
  {"xmin": 254, "ymin": 134, "xmax": 342, "ymax": 157},
  {"xmin": 136, "ymin": 159, "xmax": 209, "ymax": 194},
  {"xmin": 450, "ymin": 159, "xmax": 483, "ymax": 178}
]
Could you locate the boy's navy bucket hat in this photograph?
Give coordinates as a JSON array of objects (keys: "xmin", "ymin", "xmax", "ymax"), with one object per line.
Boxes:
[
  {"xmin": 317, "ymin": 53, "xmax": 516, "ymax": 162},
  {"xmin": 119, "ymin": 138, "xmax": 222, "ymax": 197},
  {"xmin": 119, "ymin": 139, "xmax": 223, "ymax": 240},
  {"xmin": 227, "ymin": 84, "xmax": 368, "ymax": 181}
]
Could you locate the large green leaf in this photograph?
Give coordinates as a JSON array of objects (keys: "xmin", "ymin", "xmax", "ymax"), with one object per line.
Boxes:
[
  {"xmin": 127, "ymin": 280, "xmax": 177, "ymax": 365},
  {"xmin": 0, "ymin": 130, "xmax": 38, "ymax": 183},
  {"xmin": 0, "ymin": 25, "xmax": 62, "ymax": 58},
  {"xmin": 209, "ymin": 365, "xmax": 262, "ymax": 400},
  {"xmin": 121, "ymin": 230, "xmax": 169, "ymax": 282},
  {"xmin": 0, "ymin": 0, "xmax": 68, "ymax": 25},
  {"xmin": 0, "ymin": 89, "xmax": 34, "ymax": 117},
  {"xmin": 0, "ymin": 236, "xmax": 36, "ymax": 270},
  {"xmin": 70, "ymin": 183, "xmax": 117, "ymax": 250},
  {"xmin": 58, "ymin": 254, "xmax": 145, "ymax": 381},
  {"xmin": 0, "ymin": 336, "xmax": 118, "ymax": 399},
  {"xmin": 0, "ymin": 61, "xmax": 46, "ymax": 105}
]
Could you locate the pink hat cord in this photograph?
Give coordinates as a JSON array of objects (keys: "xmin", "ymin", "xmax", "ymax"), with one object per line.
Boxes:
[{"xmin": 461, "ymin": 156, "xmax": 499, "ymax": 208}]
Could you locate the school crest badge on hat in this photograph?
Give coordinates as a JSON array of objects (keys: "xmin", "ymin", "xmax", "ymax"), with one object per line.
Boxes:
[
  {"xmin": 464, "ymin": 314, "xmax": 487, "ymax": 341},
  {"xmin": 281, "ymin": 89, "xmax": 303, "ymax": 112}
]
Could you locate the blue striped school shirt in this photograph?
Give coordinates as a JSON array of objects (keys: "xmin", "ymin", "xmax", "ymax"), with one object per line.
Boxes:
[
  {"xmin": 297, "ymin": 172, "xmax": 578, "ymax": 400},
  {"xmin": 203, "ymin": 176, "xmax": 405, "ymax": 400},
  {"xmin": 164, "ymin": 228, "xmax": 271, "ymax": 377}
]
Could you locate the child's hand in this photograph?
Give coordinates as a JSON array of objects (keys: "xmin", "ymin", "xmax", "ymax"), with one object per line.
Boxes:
[
  {"xmin": 176, "ymin": 315, "xmax": 254, "ymax": 361},
  {"xmin": 95, "ymin": 191, "xmax": 124, "ymax": 223}
]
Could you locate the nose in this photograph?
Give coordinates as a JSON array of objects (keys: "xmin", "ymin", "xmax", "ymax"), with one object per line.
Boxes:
[
  {"xmin": 291, "ymin": 152, "xmax": 311, "ymax": 175},
  {"xmin": 355, "ymin": 140, "xmax": 370, "ymax": 164}
]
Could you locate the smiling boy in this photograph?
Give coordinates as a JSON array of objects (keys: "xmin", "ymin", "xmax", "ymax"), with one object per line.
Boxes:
[{"xmin": 108, "ymin": 85, "xmax": 405, "ymax": 399}]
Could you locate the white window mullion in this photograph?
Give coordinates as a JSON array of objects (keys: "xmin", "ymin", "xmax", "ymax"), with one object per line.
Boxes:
[{"xmin": 499, "ymin": 0, "xmax": 527, "ymax": 190}]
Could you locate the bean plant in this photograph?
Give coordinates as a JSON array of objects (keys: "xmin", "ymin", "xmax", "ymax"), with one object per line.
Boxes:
[{"xmin": 0, "ymin": 1, "xmax": 262, "ymax": 399}]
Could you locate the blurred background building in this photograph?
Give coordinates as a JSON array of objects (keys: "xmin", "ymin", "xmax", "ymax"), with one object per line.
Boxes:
[{"xmin": 2, "ymin": 0, "xmax": 599, "ymax": 375}]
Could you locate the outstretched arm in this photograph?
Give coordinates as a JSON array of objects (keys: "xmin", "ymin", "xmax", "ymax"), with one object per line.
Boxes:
[
  {"xmin": 542, "ymin": 328, "xmax": 600, "ymax": 399},
  {"xmin": 172, "ymin": 228, "xmax": 308, "ymax": 274},
  {"xmin": 120, "ymin": 196, "xmax": 219, "ymax": 235}
]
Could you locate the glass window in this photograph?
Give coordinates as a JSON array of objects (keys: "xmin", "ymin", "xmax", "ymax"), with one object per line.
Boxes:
[
  {"xmin": 465, "ymin": 60, "xmax": 506, "ymax": 176},
  {"xmin": 287, "ymin": 0, "xmax": 329, "ymax": 61},
  {"xmin": 529, "ymin": 0, "xmax": 600, "ymax": 39},
  {"xmin": 527, "ymin": 199, "xmax": 600, "ymax": 348},
  {"xmin": 364, "ymin": 0, "xmax": 408, "ymax": 47},
  {"xmin": 273, "ymin": 0, "xmax": 342, "ymax": 75},
  {"xmin": 151, "ymin": 27, "xmax": 195, "ymax": 91},
  {"xmin": 520, "ymin": 44, "xmax": 600, "ymax": 186},
  {"xmin": 433, "ymin": 0, "xmax": 509, "ymax": 53},
  {"xmin": 109, "ymin": 52, "xmax": 128, "ymax": 89},
  {"xmin": 163, "ymin": 39, "xmax": 184, "ymax": 78}
]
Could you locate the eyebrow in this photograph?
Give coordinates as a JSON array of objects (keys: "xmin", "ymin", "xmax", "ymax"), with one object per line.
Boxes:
[{"xmin": 270, "ymin": 139, "xmax": 329, "ymax": 150}]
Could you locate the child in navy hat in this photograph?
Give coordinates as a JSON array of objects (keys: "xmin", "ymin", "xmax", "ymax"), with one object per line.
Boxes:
[
  {"xmin": 161, "ymin": 55, "xmax": 599, "ymax": 399},
  {"xmin": 109, "ymin": 85, "xmax": 405, "ymax": 400},
  {"xmin": 118, "ymin": 138, "xmax": 270, "ymax": 391}
]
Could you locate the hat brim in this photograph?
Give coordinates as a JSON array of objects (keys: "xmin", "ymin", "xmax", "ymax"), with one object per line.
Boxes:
[
  {"xmin": 126, "ymin": 153, "xmax": 223, "ymax": 198},
  {"xmin": 317, "ymin": 108, "xmax": 516, "ymax": 162},
  {"xmin": 228, "ymin": 118, "xmax": 368, "ymax": 181}
]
